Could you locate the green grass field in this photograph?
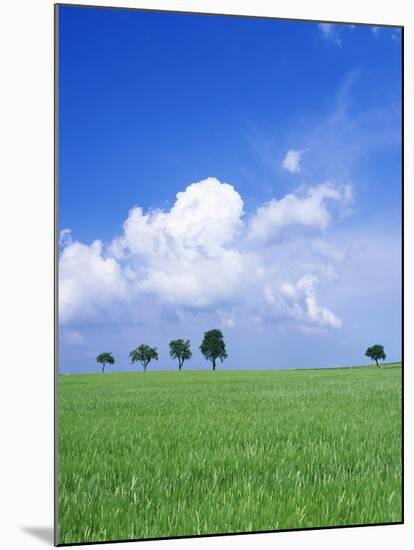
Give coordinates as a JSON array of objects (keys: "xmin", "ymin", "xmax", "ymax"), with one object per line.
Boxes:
[{"xmin": 58, "ymin": 364, "xmax": 402, "ymax": 544}]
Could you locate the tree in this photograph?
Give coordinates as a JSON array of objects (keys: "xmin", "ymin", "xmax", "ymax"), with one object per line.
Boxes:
[
  {"xmin": 169, "ymin": 339, "xmax": 192, "ymax": 370},
  {"xmin": 129, "ymin": 344, "xmax": 158, "ymax": 372},
  {"xmin": 200, "ymin": 329, "xmax": 228, "ymax": 370},
  {"xmin": 365, "ymin": 344, "xmax": 386, "ymax": 367},
  {"xmin": 96, "ymin": 352, "xmax": 115, "ymax": 374}
]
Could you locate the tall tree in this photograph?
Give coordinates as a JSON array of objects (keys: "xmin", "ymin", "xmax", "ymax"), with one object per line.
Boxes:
[
  {"xmin": 200, "ymin": 329, "xmax": 228, "ymax": 370},
  {"xmin": 129, "ymin": 344, "xmax": 158, "ymax": 372},
  {"xmin": 169, "ymin": 339, "xmax": 192, "ymax": 370},
  {"xmin": 365, "ymin": 344, "xmax": 386, "ymax": 367},
  {"xmin": 96, "ymin": 352, "xmax": 115, "ymax": 374}
]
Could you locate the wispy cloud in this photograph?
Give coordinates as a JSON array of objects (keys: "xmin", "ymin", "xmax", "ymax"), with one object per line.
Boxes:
[
  {"xmin": 318, "ymin": 23, "xmax": 342, "ymax": 46},
  {"xmin": 61, "ymin": 329, "xmax": 85, "ymax": 345},
  {"xmin": 318, "ymin": 23, "xmax": 391, "ymax": 46},
  {"xmin": 282, "ymin": 69, "xmax": 400, "ymax": 184},
  {"xmin": 59, "ymin": 228, "xmax": 72, "ymax": 247}
]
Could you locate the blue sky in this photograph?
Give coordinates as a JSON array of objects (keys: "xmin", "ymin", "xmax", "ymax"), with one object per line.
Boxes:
[{"xmin": 58, "ymin": 6, "xmax": 402, "ymax": 373}]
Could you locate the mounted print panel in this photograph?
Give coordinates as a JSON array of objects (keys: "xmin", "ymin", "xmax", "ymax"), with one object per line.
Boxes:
[{"xmin": 55, "ymin": 4, "xmax": 403, "ymax": 545}]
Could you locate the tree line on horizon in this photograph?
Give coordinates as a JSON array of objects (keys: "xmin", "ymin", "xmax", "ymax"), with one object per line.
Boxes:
[
  {"xmin": 96, "ymin": 334, "xmax": 387, "ymax": 374},
  {"xmin": 96, "ymin": 329, "xmax": 228, "ymax": 373}
]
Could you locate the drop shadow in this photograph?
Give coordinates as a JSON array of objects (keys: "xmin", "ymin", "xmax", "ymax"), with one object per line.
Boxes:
[{"xmin": 22, "ymin": 526, "xmax": 54, "ymax": 545}]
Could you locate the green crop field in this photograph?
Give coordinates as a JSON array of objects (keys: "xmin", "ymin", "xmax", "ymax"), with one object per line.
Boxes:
[{"xmin": 57, "ymin": 364, "xmax": 402, "ymax": 544}]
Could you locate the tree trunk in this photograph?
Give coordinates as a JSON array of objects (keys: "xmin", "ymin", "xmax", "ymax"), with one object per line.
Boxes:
[
  {"xmin": 376, "ymin": 359, "xmax": 379, "ymax": 367},
  {"xmin": 102, "ymin": 363, "xmax": 105, "ymax": 374},
  {"xmin": 143, "ymin": 363, "xmax": 147, "ymax": 372},
  {"xmin": 212, "ymin": 359, "xmax": 216, "ymax": 371},
  {"xmin": 179, "ymin": 361, "xmax": 182, "ymax": 371}
]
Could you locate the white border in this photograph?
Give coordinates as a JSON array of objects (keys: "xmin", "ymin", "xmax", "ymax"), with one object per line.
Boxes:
[{"xmin": 0, "ymin": 1, "xmax": 412, "ymax": 549}]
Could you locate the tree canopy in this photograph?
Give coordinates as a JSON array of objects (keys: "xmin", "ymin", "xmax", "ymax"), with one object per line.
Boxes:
[
  {"xmin": 129, "ymin": 344, "xmax": 158, "ymax": 372},
  {"xmin": 96, "ymin": 352, "xmax": 115, "ymax": 373},
  {"xmin": 169, "ymin": 339, "xmax": 192, "ymax": 370},
  {"xmin": 200, "ymin": 329, "xmax": 228, "ymax": 370},
  {"xmin": 365, "ymin": 344, "xmax": 386, "ymax": 367}
]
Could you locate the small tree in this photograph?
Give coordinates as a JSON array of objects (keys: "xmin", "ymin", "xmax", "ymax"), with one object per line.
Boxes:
[
  {"xmin": 200, "ymin": 329, "xmax": 228, "ymax": 371},
  {"xmin": 365, "ymin": 344, "xmax": 386, "ymax": 367},
  {"xmin": 129, "ymin": 344, "xmax": 158, "ymax": 372},
  {"xmin": 169, "ymin": 339, "xmax": 192, "ymax": 370},
  {"xmin": 96, "ymin": 352, "xmax": 115, "ymax": 374}
]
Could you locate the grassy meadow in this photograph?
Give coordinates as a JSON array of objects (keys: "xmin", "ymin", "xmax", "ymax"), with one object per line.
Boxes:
[{"xmin": 57, "ymin": 364, "xmax": 402, "ymax": 544}]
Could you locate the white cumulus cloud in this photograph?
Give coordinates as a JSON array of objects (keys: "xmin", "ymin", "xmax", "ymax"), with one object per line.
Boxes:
[
  {"xmin": 60, "ymin": 239, "xmax": 127, "ymax": 324},
  {"xmin": 59, "ymin": 177, "xmax": 349, "ymax": 332},
  {"xmin": 111, "ymin": 177, "xmax": 249, "ymax": 307},
  {"xmin": 282, "ymin": 149, "xmax": 305, "ymax": 173},
  {"xmin": 297, "ymin": 274, "xmax": 342, "ymax": 328},
  {"xmin": 248, "ymin": 182, "xmax": 350, "ymax": 243}
]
